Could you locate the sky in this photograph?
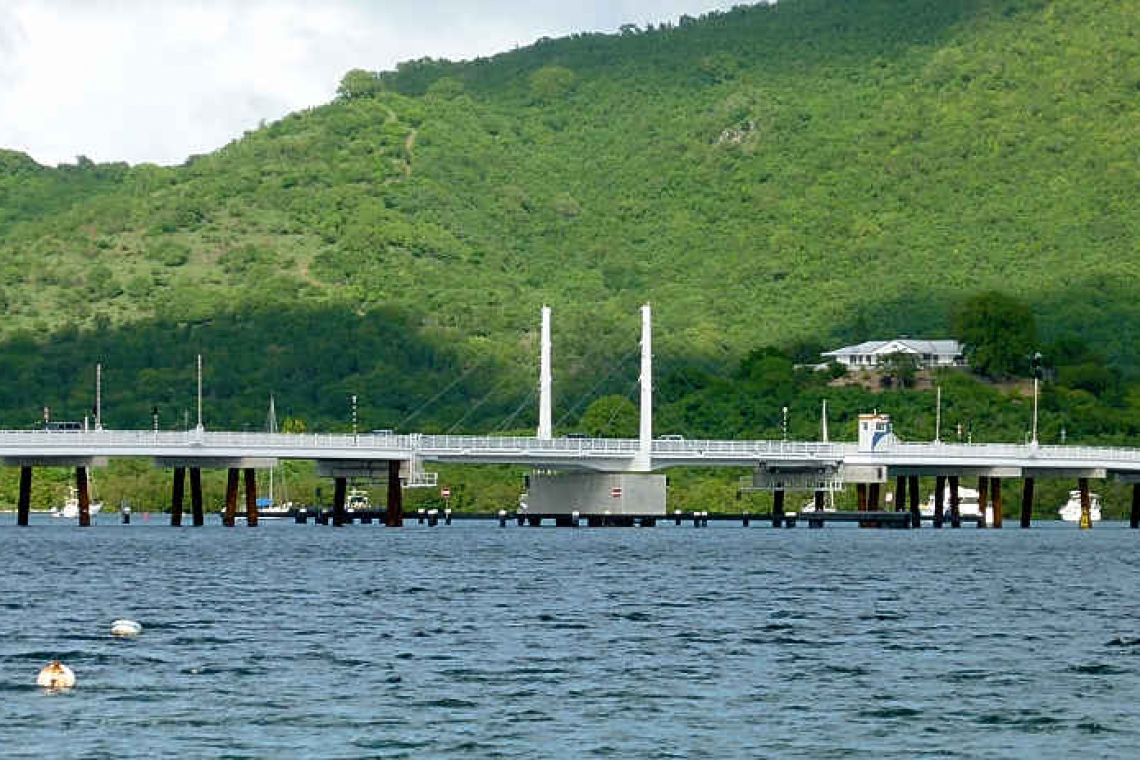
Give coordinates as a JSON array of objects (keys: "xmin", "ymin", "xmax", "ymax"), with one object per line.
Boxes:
[{"xmin": 0, "ymin": 0, "xmax": 745, "ymax": 167}]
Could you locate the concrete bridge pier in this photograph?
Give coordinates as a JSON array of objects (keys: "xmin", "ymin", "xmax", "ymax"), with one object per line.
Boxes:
[
  {"xmin": 171, "ymin": 467, "xmax": 185, "ymax": 527},
  {"xmin": 17, "ymin": 466, "xmax": 31, "ymax": 526},
  {"xmin": 949, "ymin": 476, "xmax": 961, "ymax": 528},
  {"xmin": 1078, "ymin": 477, "xmax": 1092, "ymax": 529},
  {"xmin": 934, "ymin": 475, "xmax": 946, "ymax": 528},
  {"xmin": 244, "ymin": 468, "xmax": 258, "ymax": 527},
  {"xmin": 977, "ymin": 477, "xmax": 989, "ymax": 529},
  {"xmin": 190, "ymin": 468, "xmax": 204, "ymax": 527},
  {"xmin": 894, "ymin": 476, "xmax": 907, "ymax": 514},
  {"xmin": 1021, "ymin": 478, "xmax": 1035, "ymax": 528},
  {"xmin": 386, "ymin": 460, "xmax": 403, "ymax": 527},
  {"xmin": 908, "ymin": 475, "xmax": 920, "ymax": 528},
  {"xmin": 772, "ymin": 489, "xmax": 785, "ymax": 528},
  {"xmin": 223, "ymin": 468, "xmax": 239, "ymax": 526},
  {"xmin": 1132, "ymin": 484, "xmax": 1140, "ymax": 529},
  {"xmin": 76, "ymin": 466, "xmax": 91, "ymax": 527},
  {"xmin": 991, "ymin": 478, "xmax": 1003, "ymax": 528},
  {"xmin": 333, "ymin": 477, "xmax": 347, "ymax": 527}
]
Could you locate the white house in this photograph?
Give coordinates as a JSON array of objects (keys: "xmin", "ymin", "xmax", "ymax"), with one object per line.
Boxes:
[{"xmin": 822, "ymin": 339, "xmax": 966, "ymax": 370}]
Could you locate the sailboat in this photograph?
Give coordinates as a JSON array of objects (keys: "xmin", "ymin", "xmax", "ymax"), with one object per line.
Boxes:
[{"xmin": 258, "ymin": 395, "xmax": 293, "ymax": 518}]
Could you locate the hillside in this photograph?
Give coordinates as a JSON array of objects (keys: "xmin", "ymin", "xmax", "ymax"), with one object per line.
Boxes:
[{"xmin": 0, "ymin": 0, "xmax": 1138, "ymax": 432}]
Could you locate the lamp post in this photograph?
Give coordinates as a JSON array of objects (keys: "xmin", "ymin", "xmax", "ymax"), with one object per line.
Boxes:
[
  {"xmin": 781, "ymin": 406, "xmax": 788, "ymax": 442},
  {"xmin": 351, "ymin": 394, "xmax": 358, "ymax": 443},
  {"xmin": 1030, "ymin": 353, "xmax": 1043, "ymax": 446}
]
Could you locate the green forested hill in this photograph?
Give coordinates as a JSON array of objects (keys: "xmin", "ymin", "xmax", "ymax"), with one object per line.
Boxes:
[{"xmin": 0, "ymin": 0, "xmax": 1138, "ymax": 433}]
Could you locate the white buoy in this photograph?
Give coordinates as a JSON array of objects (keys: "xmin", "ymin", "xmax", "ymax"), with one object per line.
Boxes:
[
  {"xmin": 111, "ymin": 619, "xmax": 142, "ymax": 637},
  {"xmin": 37, "ymin": 661, "xmax": 76, "ymax": 689}
]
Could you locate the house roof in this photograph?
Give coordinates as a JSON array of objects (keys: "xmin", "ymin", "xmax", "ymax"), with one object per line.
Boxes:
[{"xmin": 822, "ymin": 339, "xmax": 962, "ymax": 358}]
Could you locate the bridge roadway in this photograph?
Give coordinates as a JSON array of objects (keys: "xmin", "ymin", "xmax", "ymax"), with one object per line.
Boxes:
[{"xmin": 4, "ymin": 429, "xmax": 1140, "ymax": 479}]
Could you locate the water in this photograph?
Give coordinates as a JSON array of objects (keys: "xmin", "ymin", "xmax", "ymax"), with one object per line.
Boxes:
[{"xmin": 3, "ymin": 517, "xmax": 1140, "ymax": 758}]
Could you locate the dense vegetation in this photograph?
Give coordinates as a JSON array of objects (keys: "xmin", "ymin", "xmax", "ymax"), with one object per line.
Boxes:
[{"xmin": 1, "ymin": 0, "xmax": 1138, "ymax": 515}]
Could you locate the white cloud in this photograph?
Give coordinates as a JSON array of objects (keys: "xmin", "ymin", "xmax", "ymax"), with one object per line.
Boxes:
[{"xmin": 0, "ymin": 0, "xmax": 743, "ymax": 167}]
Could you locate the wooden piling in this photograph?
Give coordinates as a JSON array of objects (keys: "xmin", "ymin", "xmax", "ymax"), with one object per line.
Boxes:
[
  {"xmin": 991, "ymin": 478, "xmax": 1003, "ymax": 529},
  {"xmin": 1132, "ymin": 483, "xmax": 1140, "ymax": 530},
  {"xmin": 190, "ymin": 468, "xmax": 204, "ymax": 527},
  {"xmin": 333, "ymin": 477, "xmax": 347, "ymax": 527},
  {"xmin": 895, "ymin": 476, "xmax": 907, "ymax": 512},
  {"xmin": 908, "ymin": 475, "xmax": 920, "ymax": 528},
  {"xmin": 17, "ymin": 466, "xmax": 31, "ymax": 526},
  {"xmin": 76, "ymin": 466, "xmax": 91, "ymax": 527},
  {"xmin": 857, "ymin": 482, "xmax": 869, "ymax": 527},
  {"xmin": 977, "ymin": 476, "xmax": 989, "ymax": 529},
  {"xmin": 244, "ymin": 468, "xmax": 258, "ymax": 527},
  {"xmin": 171, "ymin": 467, "xmax": 185, "ymax": 527},
  {"xmin": 386, "ymin": 460, "xmax": 403, "ymax": 527},
  {"xmin": 223, "ymin": 468, "xmax": 239, "ymax": 527},
  {"xmin": 949, "ymin": 475, "xmax": 961, "ymax": 528},
  {"xmin": 934, "ymin": 475, "xmax": 946, "ymax": 528},
  {"xmin": 1020, "ymin": 477, "xmax": 1034, "ymax": 528}
]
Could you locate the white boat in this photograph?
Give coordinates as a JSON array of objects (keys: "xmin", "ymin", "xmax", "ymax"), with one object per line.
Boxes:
[
  {"xmin": 920, "ymin": 484, "xmax": 994, "ymax": 523},
  {"xmin": 1058, "ymin": 490, "xmax": 1102, "ymax": 522},
  {"xmin": 57, "ymin": 485, "xmax": 103, "ymax": 519},
  {"xmin": 345, "ymin": 489, "xmax": 371, "ymax": 511}
]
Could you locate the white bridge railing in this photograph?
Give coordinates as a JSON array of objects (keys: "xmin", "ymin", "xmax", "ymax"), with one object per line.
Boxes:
[{"xmin": 2, "ymin": 430, "xmax": 1140, "ymax": 469}]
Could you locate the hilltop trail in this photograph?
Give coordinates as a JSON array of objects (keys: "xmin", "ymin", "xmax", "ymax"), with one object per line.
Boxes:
[{"xmin": 383, "ymin": 104, "xmax": 417, "ymax": 176}]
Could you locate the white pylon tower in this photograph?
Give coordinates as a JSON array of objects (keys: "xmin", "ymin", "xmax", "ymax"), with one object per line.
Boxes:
[
  {"xmin": 636, "ymin": 304, "xmax": 653, "ymax": 470},
  {"xmin": 538, "ymin": 305, "xmax": 553, "ymax": 440},
  {"xmin": 821, "ymin": 398, "xmax": 829, "ymax": 443}
]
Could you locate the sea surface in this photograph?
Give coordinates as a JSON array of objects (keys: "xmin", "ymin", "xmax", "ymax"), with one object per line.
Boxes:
[{"xmin": 3, "ymin": 516, "xmax": 1140, "ymax": 758}]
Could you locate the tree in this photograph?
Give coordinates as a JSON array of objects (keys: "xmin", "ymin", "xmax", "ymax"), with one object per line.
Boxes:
[
  {"xmin": 579, "ymin": 395, "xmax": 638, "ymax": 438},
  {"xmin": 880, "ymin": 352, "xmax": 919, "ymax": 389},
  {"xmin": 952, "ymin": 292, "xmax": 1037, "ymax": 378},
  {"xmin": 336, "ymin": 69, "xmax": 383, "ymax": 100},
  {"xmin": 529, "ymin": 66, "xmax": 575, "ymax": 104}
]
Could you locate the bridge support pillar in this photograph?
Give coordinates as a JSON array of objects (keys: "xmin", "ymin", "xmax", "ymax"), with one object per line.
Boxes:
[
  {"xmin": 856, "ymin": 483, "xmax": 868, "ymax": 527},
  {"xmin": 1020, "ymin": 477, "xmax": 1034, "ymax": 528},
  {"xmin": 894, "ymin": 476, "xmax": 907, "ymax": 513},
  {"xmin": 934, "ymin": 475, "xmax": 946, "ymax": 528},
  {"xmin": 1132, "ymin": 484, "xmax": 1140, "ymax": 529},
  {"xmin": 991, "ymin": 478, "xmax": 1003, "ymax": 529},
  {"xmin": 190, "ymin": 468, "xmax": 204, "ymax": 527},
  {"xmin": 771, "ymin": 489, "xmax": 785, "ymax": 528},
  {"xmin": 223, "ymin": 468, "xmax": 239, "ymax": 527},
  {"xmin": 77, "ymin": 466, "xmax": 91, "ymax": 526},
  {"xmin": 1079, "ymin": 477, "xmax": 1092, "ymax": 529},
  {"xmin": 333, "ymin": 477, "xmax": 347, "ymax": 527},
  {"xmin": 244, "ymin": 468, "xmax": 258, "ymax": 527},
  {"xmin": 869, "ymin": 482, "xmax": 881, "ymax": 510},
  {"xmin": 949, "ymin": 476, "xmax": 961, "ymax": 528},
  {"xmin": 908, "ymin": 475, "xmax": 920, "ymax": 528},
  {"xmin": 386, "ymin": 460, "xmax": 403, "ymax": 527},
  {"xmin": 17, "ymin": 466, "xmax": 31, "ymax": 526},
  {"xmin": 171, "ymin": 467, "xmax": 185, "ymax": 527},
  {"xmin": 977, "ymin": 477, "xmax": 989, "ymax": 529}
]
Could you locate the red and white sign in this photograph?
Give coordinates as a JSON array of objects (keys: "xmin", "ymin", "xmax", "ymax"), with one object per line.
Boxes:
[
  {"xmin": 611, "ymin": 487, "xmax": 623, "ymax": 499},
  {"xmin": 441, "ymin": 488, "xmax": 451, "ymax": 499}
]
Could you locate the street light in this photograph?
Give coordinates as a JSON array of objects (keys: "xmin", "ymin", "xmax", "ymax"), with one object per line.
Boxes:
[{"xmin": 1030, "ymin": 352, "xmax": 1043, "ymax": 446}]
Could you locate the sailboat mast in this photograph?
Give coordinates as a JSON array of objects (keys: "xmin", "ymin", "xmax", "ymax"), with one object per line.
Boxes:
[{"xmin": 267, "ymin": 396, "xmax": 277, "ymax": 503}]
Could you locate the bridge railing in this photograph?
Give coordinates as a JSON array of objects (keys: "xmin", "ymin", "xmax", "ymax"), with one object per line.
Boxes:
[{"xmin": 879, "ymin": 441, "xmax": 1140, "ymax": 464}]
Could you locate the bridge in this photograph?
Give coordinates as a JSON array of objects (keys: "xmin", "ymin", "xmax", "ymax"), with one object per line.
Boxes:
[{"xmin": 4, "ymin": 306, "xmax": 1138, "ymax": 529}]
